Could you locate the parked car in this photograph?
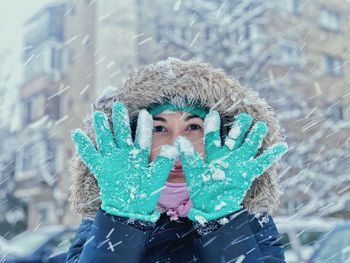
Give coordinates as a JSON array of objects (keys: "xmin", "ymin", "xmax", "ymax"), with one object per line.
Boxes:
[
  {"xmin": 1, "ymin": 225, "xmax": 76, "ymax": 263},
  {"xmin": 308, "ymin": 222, "xmax": 350, "ymax": 263},
  {"xmin": 274, "ymin": 216, "xmax": 344, "ymax": 263},
  {"xmin": 0, "ymin": 236, "xmax": 10, "ymax": 253}
]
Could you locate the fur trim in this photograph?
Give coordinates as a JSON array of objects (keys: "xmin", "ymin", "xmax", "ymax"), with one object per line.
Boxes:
[{"xmin": 69, "ymin": 58, "xmax": 285, "ymax": 219}]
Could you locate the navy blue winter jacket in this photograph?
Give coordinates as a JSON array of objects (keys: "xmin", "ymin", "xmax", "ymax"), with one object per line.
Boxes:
[{"xmin": 65, "ymin": 208, "xmax": 285, "ymax": 262}]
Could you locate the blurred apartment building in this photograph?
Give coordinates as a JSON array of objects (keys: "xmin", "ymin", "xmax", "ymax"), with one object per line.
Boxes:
[
  {"xmin": 61, "ymin": 0, "xmax": 96, "ymax": 225},
  {"xmin": 14, "ymin": 2, "xmax": 70, "ymax": 228},
  {"xmin": 0, "ymin": 51, "xmax": 22, "ymax": 232},
  {"xmin": 262, "ymin": 0, "xmax": 350, "ymax": 131},
  {"xmin": 89, "ymin": 0, "xmax": 350, "ymax": 217},
  {"xmin": 61, "ymin": 0, "xmax": 140, "ymax": 225},
  {"xmin": 14, "ymin": 0, "xmax": 140, "ymax": 228},
  {"xmin": 14, "ymin": 0, "xmax": 349, "ymax": 228},
  {"xmin": 261, "ymin": 0, "xmax": 350, "ymax": 216},
  {"xmin": 139, "ymin": 0, "xmax": 350, "ymax": 119},
  {"xmin": 136, "ymin": 0, "xmax": 350, "ymax": 217},
  {"xmin": 138, "ymin": 0, "xmax": 350, "ymax": 116}
]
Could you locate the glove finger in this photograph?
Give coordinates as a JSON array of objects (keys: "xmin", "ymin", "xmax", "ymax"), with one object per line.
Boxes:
[
  {"xmin": 147, "ymin": 144, "xmax": 178, "ymax": 199},
  {"xmin": 204, "ymin": 110, "xmax": 222, "ymax": 162},
  {"xmin": 134, "ymin": 109, "xmax": 153, "ymax": 163},
  {"xmin": 239, "ymin": 121, "xmax": 267, "ymax": 160},
  {"xmin": 71, "ymin": 129, "xmax": 103, "ymax": 175},
  {"xmin": 248, "ymin": 142, "xmax": 288, "ymax": 180},
  {"xmin": 223, "ymin": 113, "xmax": 253, "ymax": 153},
  {"xmin": 112, "ymin": 101, "xmax": 133, "ymax": 149},
  {"xmin": 93, "ymin": 111, "xmax": 116, "ymax": 156},
  {"xmin": 176, "ymin": 136, "xmax": 206, "ymax": 188}
]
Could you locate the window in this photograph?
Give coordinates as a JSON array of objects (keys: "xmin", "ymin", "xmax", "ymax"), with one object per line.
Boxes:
[
  {"xmin": 280, "ymin": 0, "xmax": 299, "ymax": 14},
  {"xmin": 37, "ymin": 206, "xmax": 49, "ymax": 223},
  {"xmin": 47, "ymin": 96, "xmax": 60, "ymax": 120},
  {"xmin": 247, "ymin": 25, "xmax": 262, "ymax": 55},
  {"xmin": 51, "ymin": 47, "xmax": 62, "ymax": 70},
  {"xmin": 24, "ymin": 100, "xmax": 32, "ymax": 125},
  {"xmin": 30, "ymin": 94, "xmax": 46, "ymax": 121},
  {"xmin": 24, "ymin": 52, "xmax": 45, "ymax": 81},
  {"xmin": 232, "ymin": 23, "xmax": 261, "ymax": 55},
  {"xmin": 47, "ymin": 140, "xmax": 62, "ymax": 173},
  {"xmin": 48, "ymin": 46, "xmax": 63, "ymax": 81},
  {"xmin": 23, "ymin": 94, "xmax": 45, "ymax": 124},
  {"xmin": 37, "ymin": 202, "xmax": 53, "ymax": 224},
  {"xmin": 323, "ymin": 55, "xmax": 343, "ymax": 76},
  {"xmin": 25, "ymin": 11, "xmax": 50, "ymax": 47},
  {"xmin": 246, "ymin": 24, "xmax": 259, "ymax": 41},
  {"xmin": 22, "ymin": 144, "xmax": 35, "ymax": 172},
  {"xmin": 319, "ymin": 8, "xmax": 340, "ymax": 31},
  {"xmin": 205, "ymin": 26, "xmax": 220, "ymax": 43},
  {"xmin": 205, "ymin": 27, "xmax": 211, "ymax": 41},
  {"xmin": 49, "ymin": 7, "xmax": 64, "ymax": 41},
  {"xmin": 280, "ymin": 44, "xmax": 303, "ymax": 65},
  {"xmin": 324, "ymin": 102, "xmax": 344, "ymax": 121}
]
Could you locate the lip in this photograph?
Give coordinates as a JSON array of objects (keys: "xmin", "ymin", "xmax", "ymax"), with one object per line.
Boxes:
[
  {"xmin": 170, "ymin": 164, "xmax": 183, "ymax": 174},
  {"xmin": 170, "ymin": 168, "xmax": 184, "ymax": 174}
]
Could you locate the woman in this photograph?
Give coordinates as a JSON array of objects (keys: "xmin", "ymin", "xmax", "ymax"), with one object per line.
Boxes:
[{"xmin": 66, "ymin": 58, "xmax": 288, "ymax": 262}]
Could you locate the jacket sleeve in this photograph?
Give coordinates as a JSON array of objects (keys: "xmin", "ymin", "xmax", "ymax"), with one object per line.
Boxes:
[
  {"xmin": 65, "ymin": 218, "xmax": 93, "ymax": 263},
  {"xmin": 193, "ymin": 210, "xmax": 285, "ymax": 263},
  {"xmin": 65, "ymin": 209, "xmax": 154, "ymax": 263}
]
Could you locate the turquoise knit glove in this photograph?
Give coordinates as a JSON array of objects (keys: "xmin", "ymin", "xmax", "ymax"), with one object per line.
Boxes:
[
  {"xmin": 71, "ymin": 102, "xmax": 178, "ymax": 222},
  {"xmin": 177, "ymin": 110, "xmax": 288, "ymax": 223}
]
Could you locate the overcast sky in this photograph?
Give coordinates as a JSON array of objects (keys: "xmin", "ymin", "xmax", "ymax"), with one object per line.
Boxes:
[
  {"xmin": 0, "ymin": 0, "xmax": 57, "ymax": 85},
  {"xmin": 0, "ymin": 1, "xmax": 50, "ymax": 50}
]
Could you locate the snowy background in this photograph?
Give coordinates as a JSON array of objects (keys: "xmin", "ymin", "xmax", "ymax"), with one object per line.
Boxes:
[{"xmin": 0, "ymin": 0, "xmax": 349, "ymax": 262}]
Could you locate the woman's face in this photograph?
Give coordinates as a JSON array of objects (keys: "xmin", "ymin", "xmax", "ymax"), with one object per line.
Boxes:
[{"xmin": 149, "ymin": 111, "xmax": 205, "ymax": 183}]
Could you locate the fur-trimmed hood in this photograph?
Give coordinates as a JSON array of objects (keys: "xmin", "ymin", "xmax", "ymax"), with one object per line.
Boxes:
[{"xmin": 70, "ymin": 58, "xmax": 286, "ymax": 219}]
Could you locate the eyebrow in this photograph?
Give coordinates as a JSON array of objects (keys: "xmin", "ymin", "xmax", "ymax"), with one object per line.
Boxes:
[{"xmin": 152, "ymin": 114, "xmax": 203, "ymax": 122}]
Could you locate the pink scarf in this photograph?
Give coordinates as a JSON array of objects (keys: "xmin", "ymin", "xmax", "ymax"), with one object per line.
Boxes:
[{"xmin": 157, "ymin": 182, "xmax": 193, "ymax": 221}]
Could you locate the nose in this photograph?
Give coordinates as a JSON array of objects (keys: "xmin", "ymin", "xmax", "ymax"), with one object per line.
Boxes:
[
  {"xmin": 169, "ymin": 129, "xmax": 184, "ymax": 145},
  {"xmin": 170, "ymin": 133, "xmax": 181, "ymax": 163},
  {"xmin": 169, "ymin": 133, "xmax": 179, "ymax": 145}
]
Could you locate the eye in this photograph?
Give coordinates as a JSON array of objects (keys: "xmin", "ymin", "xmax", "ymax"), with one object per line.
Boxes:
[
  {"xmin": 188, "ymin": 124, "xmax": 202, "ymax": 131},
  {"xmin": 153, "ymin": 126, "xmax": 165, "ymax": 132}
]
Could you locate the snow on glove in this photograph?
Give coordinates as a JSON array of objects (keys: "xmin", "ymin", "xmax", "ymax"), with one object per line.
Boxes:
[
  {"xmin": 71, "ymin": 102, "xmax": 178, "ymax": 222},
  {"xmin": 177, "ymin": 110, "xmax": 288, "ymax": 223}
]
